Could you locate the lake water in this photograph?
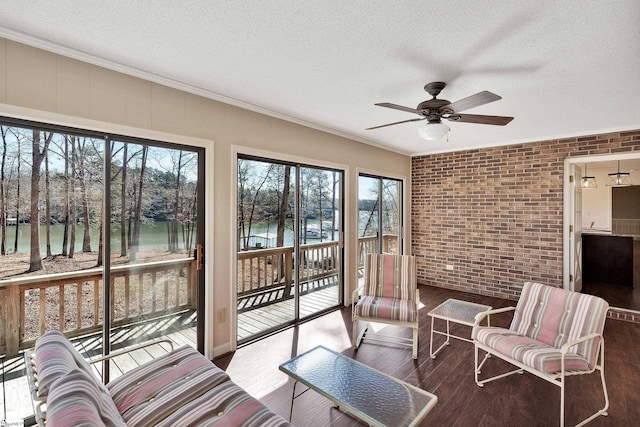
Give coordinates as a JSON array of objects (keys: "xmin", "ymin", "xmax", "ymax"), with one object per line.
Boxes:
[{"xmin": 3, "ymin": 222, "xmax": 187, "ymax": 254}]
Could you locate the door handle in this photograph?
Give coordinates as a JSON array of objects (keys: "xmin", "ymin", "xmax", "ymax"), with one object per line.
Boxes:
[{"xmin": 196, "ymin": 243, "xmax": 204, "ymax": 271}]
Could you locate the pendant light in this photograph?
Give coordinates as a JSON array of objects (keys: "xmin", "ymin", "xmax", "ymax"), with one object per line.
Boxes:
[
  {"xmin": 580, "ymin": 163, "xmax": 597, "ymax": 188},
  {"xmin": 606, "ymin": 160, "xmax": 632, "ymax": 187}
]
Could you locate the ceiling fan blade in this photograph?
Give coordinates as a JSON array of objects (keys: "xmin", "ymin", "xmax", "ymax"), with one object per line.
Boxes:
[
  {"xmin": 448, "ymin": 113, "xmax": 514, "ymax": 126},
  {"xmin": 366, "ymin": 117, "xmax": 425, "ymax": 130},
  {"xmin": 442, "ymin": 91, "xmax": 502, "ymax": 113},
  {"xmin": 375, "ymin": 102, "xmax": 424, "ymax": 115}
]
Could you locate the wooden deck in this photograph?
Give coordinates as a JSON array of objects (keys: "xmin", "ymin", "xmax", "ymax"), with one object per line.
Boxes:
[
  {"xmin": 238, "ymin": 280, "xmax": 341, "ymax": 342},
  {"xmin": 1, "ymin": 310, "xmax": 197, "ymax": 423},
  {"xmin": 1, "ymin": 279, "xmax": 340, "ymax": 423}
]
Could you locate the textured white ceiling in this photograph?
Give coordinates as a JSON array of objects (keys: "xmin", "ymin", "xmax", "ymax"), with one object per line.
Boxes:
[{"xmin": 0, "ymin": 1, "xmax": 639, "ymax": 156}]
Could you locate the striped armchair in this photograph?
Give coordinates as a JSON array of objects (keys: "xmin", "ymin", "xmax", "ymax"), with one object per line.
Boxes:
[
  {"xmin": 352, "ymin": 253, "xmax": 419, "ymax": 359},
  {"xmin": 472, "ymin": 281, "xmax": 609, "ymax": 427}
]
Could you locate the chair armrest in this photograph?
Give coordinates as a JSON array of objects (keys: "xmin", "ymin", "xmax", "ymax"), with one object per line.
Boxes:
[
  {"xmin": 474, "ymin": 306, "xmax": 516, "ymax": 325},
  {"xmin": 560, "ymin": 332, "xmax": 601, "ymax": 355},
  {"xmin": 351, "ymin": 284, "xmax": 365, "ymax": 305},
  {"xmin": 23, "ymin": 350, "xmax": 46, "ymax": 426},
  {"xmin": 88, "ymin": 338, "xmax": 175, "ymax": 365}
]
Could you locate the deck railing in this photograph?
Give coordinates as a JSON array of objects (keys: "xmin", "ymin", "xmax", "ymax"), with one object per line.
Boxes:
[
  {"xmin": 0, "ymin": 235, "xmax": 399, "ymax": 357},
  {"xmin": 0, "ymin": 258, "xmax": 196, "ymax": 357},
  {"xmin": 237, "ymin": 240, "xmax": 340, "ymax": 297},
  {"xmin": 237, "ymin": 234, "xmax": 399, "ymax": 297}
]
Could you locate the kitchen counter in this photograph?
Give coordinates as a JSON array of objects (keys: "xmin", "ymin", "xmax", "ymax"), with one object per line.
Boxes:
[
  {"xmin": 582, "ymin": 230, "xmax": 640, "ymax": 240},
  {"xmin": 582, "ymin": 234, "xmax": 634, "ymax": 287}
]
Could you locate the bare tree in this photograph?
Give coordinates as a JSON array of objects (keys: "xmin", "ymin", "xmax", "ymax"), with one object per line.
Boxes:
[
  {"xmin": 13, "ymin": 139, "xmax": 22, "ymax": 254},
  {"xmin": 28, "ymin": 130, "xmax": 52, "ymax": 272},
  {"xmin": 237, "ymin": 160, "xmax": 272, "ymax": 250},
  {"xmin": 68, "ymin": 137, "xmax": 77, "ymax": 258},
  {"xmin": 0, "ymin": 126, "xmax": 7, "ymax": 255},
  {"xmin": 168, "ymin": 150, "xmax": 184, "ymax": 253},
  {"xmin": 61, "ymin": 136, "xmax": 70, "ymax": 256},
  {"xmin": 130, "ymin": 145, "xmax": 149, "ymax": 262},
  {"xmin": 276, "ymin": 165, "xmax": 291, "ymax": 248},
  {"xmin": 44, "ymin": 150, "xmax": 52, "ymax": 257},
  {"xmin": 72, "ymin": 137, "xmax": 92, "ymax": 252},
  {"xmin": 120, "ymin": 143, "xmax": 128, "ymax": 256}
]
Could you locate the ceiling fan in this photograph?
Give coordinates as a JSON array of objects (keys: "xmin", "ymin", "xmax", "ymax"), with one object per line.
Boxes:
[{"xmin": 367, "ymin": 82, "xmax": 513, "ymax": 141}]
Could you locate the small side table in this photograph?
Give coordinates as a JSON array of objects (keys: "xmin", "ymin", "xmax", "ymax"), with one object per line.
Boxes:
[{"xmin": 428, "ymin": 298, "xmax": 492, "ymax": 359}]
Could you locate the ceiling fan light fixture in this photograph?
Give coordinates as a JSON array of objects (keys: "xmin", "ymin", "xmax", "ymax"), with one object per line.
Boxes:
[
  {"xmin": 418, "ymin": 122, "xmax": 449, "ymax": 141},
  {"xmin": 606, "ymin": 160, "xmax": 632, "ymax": 187},
  {"xmin": 581, "ymin": 163, "xmax": 597, "ymax": 188}
]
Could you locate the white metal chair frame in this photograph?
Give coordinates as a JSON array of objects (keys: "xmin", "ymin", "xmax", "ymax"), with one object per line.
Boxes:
[
  {"xmin": 351, "ymin": 254, "xmax": 419, "ymax": 359},
  {"xmin": 473, "ymin": 307, "xmax": 609, "ymax": 427}
]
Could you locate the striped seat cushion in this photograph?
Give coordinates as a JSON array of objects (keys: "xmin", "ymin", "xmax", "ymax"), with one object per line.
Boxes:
[
  {"xmin": 154, "ymin": 380, "xmax": 292, "ymax": 427},
  {"xmin": 473, "ymin": 327, "xmax": 592, "ymax": 374},
  {"xmin": 46, "ymin": 368, "xmax": 126, "ymax": 427},
  {"xmin": 364, "ymin": 253, "xmax": 416, "ymax": 301},
  {"xmin": 107, "ymin": 345, "xmax": 232, "ymax": 426},
  {"xmin": 509, "ymin": 281, "xmax": 608, "ymax": 367},
  {"xmin": 354, "ymin": 295, "xmax": 417, "ymax": 322},
  {"xmin": 34, "ymin": 330, "xmax": 103, "ymax": 399},
  {"xmin": 472, "ymin": 281, "xmax": 609, "ymax": 374}
]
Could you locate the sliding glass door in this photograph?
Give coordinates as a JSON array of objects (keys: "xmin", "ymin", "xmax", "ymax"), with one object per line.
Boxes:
[
  {"xmin": 107, "ymin": 139, "xmax": 204, "ymax": 367},
  {"xmin": 358, "ymin": 174, "xmax": 403, "ymax": 260},
  {"xmin": 237, "ymin": 156, "xmax": 343, "ymax": 343},
  {"xmin": 0, "ymin": 117, "xmax": 204, "ymax": 389}
]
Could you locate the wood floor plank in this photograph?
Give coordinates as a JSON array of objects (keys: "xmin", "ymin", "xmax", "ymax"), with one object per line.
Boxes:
[{"xmin": 220, "ymin": 284, "xmax": 640, "ymax": 426}]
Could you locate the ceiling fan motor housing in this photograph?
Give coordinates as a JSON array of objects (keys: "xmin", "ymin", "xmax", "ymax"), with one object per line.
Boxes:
[{"xmin": 424, "ymin": 81, "xmax": 446, "ymax": 97}]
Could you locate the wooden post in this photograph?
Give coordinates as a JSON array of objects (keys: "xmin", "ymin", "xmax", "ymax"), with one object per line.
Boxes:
[
  {"xmin": 76, "ymin": 282, "xmax": 82, "ymax": 330},
  {"xmin": 6, "ymin": 284, "xmax": 21, "ymax": 357},
  {"xmin": 94, "ymin": 280, "xmax": 100, "ymax": 325},
  {"xmin": 59, "ymin": 284, "xmax": 65, "ymax": 331},
  {"xmin": 284, "ymin": 247, "xmax": 293, "ymax": 297}
]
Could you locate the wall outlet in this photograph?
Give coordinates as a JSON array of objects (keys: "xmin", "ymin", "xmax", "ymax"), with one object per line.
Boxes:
[{"xmin": 445, "ymin": 264, "xmax": 454, "ymax": 271}]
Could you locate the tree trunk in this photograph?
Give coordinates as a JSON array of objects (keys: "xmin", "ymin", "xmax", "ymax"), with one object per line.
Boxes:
[
  {"xmin": 277, "ymin": 166, "xmax": 291, "ymax": 294},
  {"xmin": 277, "ymin": 166, "xmax": 290, "ymax": 248},
  {"xmin": 13, "ymin": 142, "xmax": 21, "ymax": 254},
  {"xmin": 73, "ymin": 138, "xmax": 92, "ymax": 253},
  {"xmin": 96, "ymin": 220, "xmax": 103, "ymax": 267},
  {"xmin": 28, "ymin": 130, "xmax": 52, "ymax": 272},
  {"xmin": 120, "ymin": 143, "xmax": 128, "ymax": 256},
  {"xmin": 61, "ymin": 136, "xmax": 70, "ymax": 256},
  {"xmin": 45, "ymin": 151, "xmax": 52, "ymax": 257},
  {"xmin": 69, "ymin": 137, "xmax": 77, "ymax": 258},
  {"xmin": 169, "ymin": 151, "xmax": 183, "ymax": 253},
  {"xmin": 131, "ymin": 146, "xmax": 148, "ymax": 262},
  {"xmin": 0, "ymin": 126, "xmax": 7, "ymax": 255},
  {"xmin": 331, "ymin": 172, "xmax": 338, "ymax": 241}
]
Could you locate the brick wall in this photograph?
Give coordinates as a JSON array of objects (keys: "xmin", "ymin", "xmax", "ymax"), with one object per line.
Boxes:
[{"xmin": 411, "ymin": 129, "xmax": 640, "ymax": 301}]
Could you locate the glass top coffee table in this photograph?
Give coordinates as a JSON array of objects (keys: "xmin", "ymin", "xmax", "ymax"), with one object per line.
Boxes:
[
  {"xmin": 279, "ymin": 345, "xmax": 437, "ymax": 426},
  {"xmin": 428, "ymin": 298, "xmax": 492, "ymax": 358}
]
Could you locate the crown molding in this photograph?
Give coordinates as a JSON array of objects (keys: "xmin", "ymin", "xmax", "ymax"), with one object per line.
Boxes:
[{"xmin": 0, "ymin": 26, "xmax": 408, "ymax": 156}]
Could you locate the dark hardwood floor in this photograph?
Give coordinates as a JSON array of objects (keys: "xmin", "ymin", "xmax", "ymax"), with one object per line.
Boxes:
[{"xmin": 215, "ymin": 285, "xmax": 640, "ymax": 426}]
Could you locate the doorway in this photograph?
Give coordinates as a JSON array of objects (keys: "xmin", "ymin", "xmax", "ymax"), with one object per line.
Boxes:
[
  {"xmin": 236, "ymin": 156, "xmax": 344, "ymax": 343},
  {"xmin": 564, "ymin": 153, "xmax": 640, "ymax": 311},
  {"xmin": 358, "ymin": 174, "xmax": 403, "ymax": 257}
]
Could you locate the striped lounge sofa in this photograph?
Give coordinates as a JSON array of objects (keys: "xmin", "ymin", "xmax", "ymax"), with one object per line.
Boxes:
[
  {"xmin": 472, "ymin": 281, "xmax": 609, "ymax": 427},
  {"xmin": 24, "ymin": 330, "xmax": 291, "ymax": 426}
]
